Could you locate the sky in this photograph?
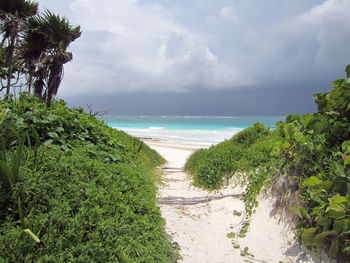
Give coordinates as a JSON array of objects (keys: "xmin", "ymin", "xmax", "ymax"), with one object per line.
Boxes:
[{"xmin": 36, "ymin": 0, "xmax": 350, "ymax": 115}]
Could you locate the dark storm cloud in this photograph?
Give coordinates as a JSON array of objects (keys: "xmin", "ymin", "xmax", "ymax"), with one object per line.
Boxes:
[{"xmin": 35, "ymin": 0, "xmax": 350, "ymax": 114}]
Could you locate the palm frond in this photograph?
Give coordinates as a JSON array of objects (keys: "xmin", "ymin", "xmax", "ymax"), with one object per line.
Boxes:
[{"xmin": 0, "ymin": 0, "xmax": 38, "ymax": 19}]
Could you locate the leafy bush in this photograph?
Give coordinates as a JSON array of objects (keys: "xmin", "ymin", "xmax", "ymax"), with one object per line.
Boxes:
[
  {"xmin": 0, "ymin": 95, "xmax": 178, "ymax": 262},
  {"xmin": 186, "ymin": 64, "xmax": 350, "ymax": 261},
  {"xmin": 272, "ymin": 65, "xmax": 350, "ymax": 261},
  {"xmin": 185, "ymin": 123, "xmax": 274, "ymax": 190}
]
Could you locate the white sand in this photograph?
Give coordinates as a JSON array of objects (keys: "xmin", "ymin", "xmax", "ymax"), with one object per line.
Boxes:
[{"xmin": 145, "ymin": 140, "xmax": 334, "ymax": 263}]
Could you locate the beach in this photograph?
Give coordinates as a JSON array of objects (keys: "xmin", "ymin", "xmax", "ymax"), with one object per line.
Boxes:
[{"xmin": 144, "ymin": 138, "xmax": 333, "ymax": 263}]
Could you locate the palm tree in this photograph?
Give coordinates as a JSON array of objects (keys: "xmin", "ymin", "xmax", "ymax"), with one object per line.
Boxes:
[
  {"xmin": 0, "ymin": 0, "xmax": 38, "ymax": 95},
  {"xmin": 19, "ymin": 14, "xmax": 46, "ymax": 96},
  {"xmin": 21, "ymin": 11, "xmax": 81, "ymax": 107}
]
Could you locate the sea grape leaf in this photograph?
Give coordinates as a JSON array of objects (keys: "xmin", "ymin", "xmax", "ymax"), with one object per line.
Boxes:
[
  {"xmin": 326, "ymin": 207, "xmax": 346, "ymax": 219},
  {"xmin": 346, "ymin": 64, "xmax": 350, "ymax": 78},
  {"xmin": 301, "ymin": 227, "xmax": 317, "ymax": 246},
  {"xmin": 303, "ymin": 176, "xmax": 322, "ymax": 187},
  {"xmin": 314, "ymin": 230, "xmax": 337, "ymax": 247},
  {"xmin": 332, "ymin": 79, "xmax": 345, "ymax": 89},
  {"xmin": 334, "ymin": 219, "xmax": 348, "ymax": 233},
  {"xmin": 344, "ymin": 156, "xmax": 350, "ymax": 165},
  {"xmin": 312, "ymin": 120, "xmax": 329, "ymax": 134},
  {"xmin": 282, "ymin": 142, "xmax": 290, "ymax": 149},
  {"xmin": 312, "ymin": 204, "xmax": 326, "ymax": 215},
  {"xmin": 300, "ymin": 208, "xmax": 311, "ymax": 220},
  {"xmin": 332, "ymin": 195, "xmax": 347, "ymax": 204},
  {"xmin": 308, "ymin": 190, "xmax": 324, "ymax": 204},
  {"xmin": 289, "ymin": 206, "xmax": 311, "ymax": 220},
  {"xmin": 342, "ymin": 140, "xmax": 350, "ymax": 152},
  {"xmin": 321, "ymin": 180, "xmax": 333, "ymax": 190},
  {"xmin": 317, "ymin": 216, "xmax": 330, "ymax": 226},
  {"xmin": 293, "ymin": 132, "xmax": 305, "ymax": 142},
  {"xmin": 333, "ymin": 177, "xmax": 348, "ymax": 195},
  {"xmin": 284, "ymin": 123, "xmax": 297, "ymax": 140}
]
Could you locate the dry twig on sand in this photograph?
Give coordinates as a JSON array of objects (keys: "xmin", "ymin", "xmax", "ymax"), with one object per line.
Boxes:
[{"xmin": 158, "ymin": 194, "xmax": 242, "ymax": 205}]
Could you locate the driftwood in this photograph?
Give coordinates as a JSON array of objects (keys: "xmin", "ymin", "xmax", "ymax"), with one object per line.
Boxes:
[
  {"xmin": 157, "ymin": 194, "xmax": 242, "ymax": 205},
  {"xmin": 160, "ymin": 167, "xmax": 182, "ymax": 171},
  {"xmin": 162, "ymin": 177, "xmax": 183, "ymax": 182}
]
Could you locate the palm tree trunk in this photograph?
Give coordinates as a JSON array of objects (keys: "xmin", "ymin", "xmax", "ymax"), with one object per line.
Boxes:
[
  {"xmin": 46, "ymin": 64, "xmax": 62, "ymax": 108},
  {"xmin": 6, "ymin": 34, "xmax": 16, "ymax": 96},
  {"xmin": 28, "ymin": 66, "xmax": 34, "ymax": 94}
]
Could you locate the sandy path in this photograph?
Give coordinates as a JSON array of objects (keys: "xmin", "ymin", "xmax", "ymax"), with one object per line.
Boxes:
[{"xmin": 146, "ymin": 141, "xmax": 333, "ymax": 263}]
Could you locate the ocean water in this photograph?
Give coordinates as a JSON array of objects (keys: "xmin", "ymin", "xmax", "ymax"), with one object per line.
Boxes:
[{"xmin": 99, "ymin": 116, "xmax": 285, "ymax": 147}]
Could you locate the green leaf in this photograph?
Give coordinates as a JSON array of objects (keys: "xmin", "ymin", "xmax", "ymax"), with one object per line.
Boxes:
[
  {"xmin": 18, "ymin": 197, "xmax": 25, "ymax": 229},
  {"xmin": 43, "ymin": 139, "xmax": 53, "ymax": 146},
  {"xmin": 334, "ymin": 219, "xmax": 348, "ymax": 233},
  {"xmin": 0, "ymin": 160, "xmax": 14, "ymax": 189},
  {"xmin": 15, "ymin": 118, "xmax": 24, "ymax": 127},
  {"xmin": 314, "ymin": 230, "xmax": 337, "ymax": 247},
  {"xmin": 345, "ymin": 155, "xmax": 350, "ymax": 165},
  {"xmin": 226, "ymin": 232, "xmax": 236, "ymax": 238},
  {"xmin": 301, "ymin": 227, "xmax": 317, "ymax": 246},
  {"xmin": 303, "ymin": 176, "xmax": 322, "ymax": 187},
  {"xmin": 289, "ymin": 206, "xmax": 311, "ymax": 220},
  {"xmin": 293, "ymin": 131, "xmax": 305, "ymax": 142},
  {"xmin": 23, "ymin": 229, "xmax": 41, "ymax": 243},
  {"xmin": 326, "ymin": 207, "xmax": 346, "ymax": 219},
  {"xmin": 341, "ymin": 140, "xmax": 350, "ymax": 152},
  {"xmin": 284, "ymin": 123, "xmax": 297, "ymax": 140},
  {"xmin": 47, "ymin": 132, "xmax": 58, "ymax": 139},
  {"xmin": 346, "ymin": 64, "xmax": 350, "ymax": 78},
  {"xmin": 308, "ymin": 191, "xmax": 324, "ymax": 204},
  {"xmin": 11, "ymin": 135, "xmax": 25, "ymax": 183},
  {"xmin": 333, "ymin": 176, "xmax": 349, "ymax": 195},
  {"xmin": 233, "ymin": 210, "xmax": 242, "ymax": 216},
  {"xmin": 333, "ymin": 195, "xmax": 347, "ymax": 204},
  {"xmin": 332, "ymin": 79, "xmax": 345, "ymax": 89},
  {"xmin": 317, "ymin": 216, "xmax": 330, "ymax": 226}
]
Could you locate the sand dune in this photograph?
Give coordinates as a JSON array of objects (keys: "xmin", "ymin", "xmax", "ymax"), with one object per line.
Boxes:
[{"xmin": 145, "ymin": 140, "xmax": 334, "ymax": 263}]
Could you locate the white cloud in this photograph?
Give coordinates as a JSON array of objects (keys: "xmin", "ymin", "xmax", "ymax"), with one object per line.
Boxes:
[
  {"xmin": 297, "ymin": 0, "xmax": 350, "ymax": 68},
  {"xmin": 36, "ymin": 0, "xmax": 350, "ymax": 98},
  {"xmin": 219, "ymin": 6, "xmax": 237, "ymax": 23},
  {"xmin": 235, "ymin": 0, "xmax": 350, "ymax": 82},
  {"xmin": 59, "ymin": 0, "xmax": 247, "ymax": 96}
]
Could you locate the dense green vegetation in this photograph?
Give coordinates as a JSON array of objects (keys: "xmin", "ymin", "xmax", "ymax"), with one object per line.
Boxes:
[
  {"xmin": 185, "ymin": 123, "xmax": 275, "ymax": 190},
  {"xmin": 185, "ymin": 65, "xmax": 350, "ymax": 261},
  {"xmin": 0, "ymin": 94, "xmax": 179, "ymax": 262},
  {"xmin": 0, "ymin": 2, "xmax": 180, "ymax": 261}
]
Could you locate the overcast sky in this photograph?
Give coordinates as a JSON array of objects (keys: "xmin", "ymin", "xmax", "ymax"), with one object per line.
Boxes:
[{"xmin": 36, "ymin": 0, "xmax": 350, "ymax": 115}]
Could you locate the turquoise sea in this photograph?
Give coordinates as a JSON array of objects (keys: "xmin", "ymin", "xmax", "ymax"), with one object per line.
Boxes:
[{"xmin": 99, "ymin": 116, "xmax": 285, "ymax": 146}]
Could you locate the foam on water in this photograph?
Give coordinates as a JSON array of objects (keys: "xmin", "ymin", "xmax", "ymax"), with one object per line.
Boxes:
[
  {"xmin": 100, "ymin": 115, "xmax": 285, "ymax": 147},
  {"xmin": 114, "ymin": 127, "xmax": 243, "ymax": 147}
]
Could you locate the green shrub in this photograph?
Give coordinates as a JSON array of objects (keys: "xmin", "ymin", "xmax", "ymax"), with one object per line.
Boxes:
[
  {"xmin": 185, "ymin": 123, "xmax": 274, "ymax": 190},
  {"xmin": 186, "ymin": 64, "xmax": 350, "ymax": 261},
  {"xmin": 0, "ymin": 95, "xmax": 178, "ymax": 262}
]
